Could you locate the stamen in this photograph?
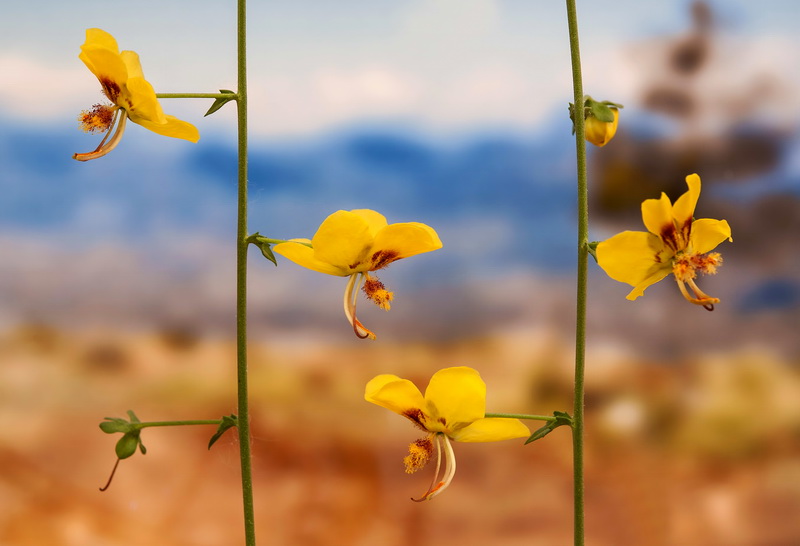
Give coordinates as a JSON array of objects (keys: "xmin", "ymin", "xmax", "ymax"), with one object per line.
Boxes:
[
  {"xmin": 404, "ymin": 437, "xmax": 433, "ymax": 474},
  {"xmin": 78, "ymin": 104, "xmax": 116, "ymax": 134},
  {"xmin": 342, "ymin": 273, "xmax": 376, "ymax": 340},
  {"xmin": 675, "ymin": 276, "xmax": 719, "ymax": 311},
  {"xmin": 73, "ymin": 110, "xmax": 128, "ymax": 161},
  {"xmin": 412, "ymin": 434, "xmax": 442, "ymax": 502},
  {"xmin": 363, "ymin": 274, "xmax": 394, "ymax": 311},
  {"xmin": 672, "ymin": 251, "xmax": 723, "ymax": 310},
  {"xmin": 411, "ymin": 434, "xmax": 457, "ymax": 502},
  {"xmin": 692, "ymin": 252, "xmax": 722, "ymax": 275}
]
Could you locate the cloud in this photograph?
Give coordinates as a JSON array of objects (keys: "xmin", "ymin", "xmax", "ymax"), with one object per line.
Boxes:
[
  {"xmin": 6, "ymin": 15, "xmax": 799, "ymax": 139},
  {"xmin": 398, "ymin": 0, "xmax": 500, "ymax": 46},
  {"xmin": 0, "ymin": 55, "xmax": 92, "ymax": 120}
]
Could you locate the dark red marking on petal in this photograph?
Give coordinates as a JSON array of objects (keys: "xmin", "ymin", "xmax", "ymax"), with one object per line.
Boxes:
[
  {"xmin": 371, "ymin": 250, "xmax": 400, "ymax": 270},
  {"xmin": 99, "ymin": 78, "xmax": 121, "ymax": 103}
]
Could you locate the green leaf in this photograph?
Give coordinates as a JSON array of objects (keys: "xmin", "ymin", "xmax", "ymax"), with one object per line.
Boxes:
[
  {"xmin": 524, "ymin": 411, "xmax": 572, "ymax": 445},
  {"xmin": 204, "ymin": 89, "xmax": 237, "ymax": 117},
  {"xmin": 100, "ymin": 417, "xmax": 130, "ymax": 434},
  {"xmin": 257, "ymin": 241, "xmax": 277, "ymax": 266},
  {"xmin": 248, "ymin": 233, "xmax": 278, "ymax": 266},
  {"xmin": 208, "ymin": 414, "xmax": 238, "ymax": 449},
  {"xmin": 590, "ymin": 102, "xmax": 615, "ymax": 123}
]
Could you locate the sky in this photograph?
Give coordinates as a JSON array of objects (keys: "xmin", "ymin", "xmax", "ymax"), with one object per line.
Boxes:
[
  {"xmin": 2, "ymin": 0, "xmax": 799, "ymax": 137},
  {"xmin": 1, "ymin": 0, "xmax": 799, "ymax": 345}
]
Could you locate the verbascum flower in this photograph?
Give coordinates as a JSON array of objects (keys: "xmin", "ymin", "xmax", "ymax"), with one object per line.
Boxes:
[
  {"xmin": 585, "ymin": 107, "xmax": 619, "ymax": 147},
  {"xmin": 596, "ymin": 174, "xmax": 732, "ymax": 310},
  {"xmin": 365, "ymin": 367, "xmax": 530, "ymax": 501},
  {"xmin": 73, "ymin": 28, "xmax": 199, "ymax": 161},
  {"xmin": 273, "ymin": 209, "xmax": 442, "ymax": 339}
]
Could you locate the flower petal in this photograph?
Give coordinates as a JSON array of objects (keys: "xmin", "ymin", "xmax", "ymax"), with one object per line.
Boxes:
[
  {"xmin": 596, "ymin": 230, "xmax": 669, "ymax": 287},
  {"xmin": 123, "ymin": 76, "xmax": 166, "ymax": 124},
  {"xmin": 365, "ymin": 374, "xmax": 425, "ymax": 417},
  {"xmin": 79, "ymin": 45, "xmax": 128, "ymax": 89},
  {"xmin": 450, "ymin": 417, "xmax": 530, "ymax": 443},
  {"xmin": 690, "ymin": 218, "xmax": 732, "ymax": 255},
  {"xmin": 311, "ymin": 210, "xmax": 375, "ymax": 271},
  {"xmin": 273, "ymin": 241, "xmax": 348, "ymax": 276},
  {"xmin": 585, "ymin": 109, "xmax": 618, "ymax": 147},
  {"xmin": 83, "ymin": 28, "xmax": 119, "ymax": 53},
  {"xmin": 120, "ymin": 50, "xmax": 145, "ymax": 80},
  {"xmin": 349, "ymin": 209, "xmax": 388, "ymax": 238},
  {"xmin": 672, "ymin": 174, "xmax": 701, "ymax": 228},
  {"xmin": 423, "ymin": 367, "xmax": 486, "ymax": 430},
  {"xmin": 625, "ymin": 268, "xmax": 672, "ymax": 300},
  {"xmin": 641, "ymin": 192, "xmax": 674, "ymax": 237},
  {"xmin": 371, "ymin": 222, "xmax": 443, "ymax": 265},
  {"xmin": 136, "ymin": 115, "xmax": 200, "ymax": 142}
]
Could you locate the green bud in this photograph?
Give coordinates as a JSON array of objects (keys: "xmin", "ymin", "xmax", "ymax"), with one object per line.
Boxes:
[{"xmin": 115, "ymin": 433, "xmax": 140, "ymax": 459}]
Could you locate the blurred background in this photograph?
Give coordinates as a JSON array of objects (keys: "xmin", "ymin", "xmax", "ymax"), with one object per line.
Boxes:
[{"xmin": 2, "ymin": 0, "xmax": 800, "ymax": 544}]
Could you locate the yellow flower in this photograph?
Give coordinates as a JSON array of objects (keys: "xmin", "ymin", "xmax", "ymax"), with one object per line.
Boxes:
[
  {"xmin": 596, "ymin": 174, "xmax": 732, "ymax": 309},
  {"xmin": 273, "ymin": 209, "xmax": 442, "ymax": 339},
  {"xmin": 365, "ymin": 366, "xmax": 530, "ymax": 501},
  {"xmin": 585, "ymin": 107, "xmax": 619, "ymax": 147},
  {"xmin": 73, "ymin": 28, "xmax": 199, "ymax": 161}
]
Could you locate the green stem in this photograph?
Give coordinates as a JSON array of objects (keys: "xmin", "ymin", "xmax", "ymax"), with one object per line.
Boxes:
[
  {"xmin": 565, "ymin": 0, "xmax": 587, "ymax": 545},
  {"xmin": 246, "ymin": 235, "xmax": 312, "ymax": 248},
  {"xmin": 132, "ymin": 419, "xmax": 224, "ymax": 429},
  {"xmin": 156, "ymin": 92, "xmax": 236, "ymax": 99},
  {"xmin": 484, "ymin": 413, "xmax": 557, "ymax": 422},
  {"xmin": 235, "ymin": 0, "xmax": 256, "ymax": 544}
]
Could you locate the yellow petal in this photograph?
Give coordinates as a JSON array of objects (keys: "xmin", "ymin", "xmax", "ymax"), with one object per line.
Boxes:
[
  {"xmin": 625, "ymin": 268, "xmax": 672, "ymax": 300},
  {"xmin": 272, "ymin": 241, "xmax": 348, "ymax": 276},
  {"xmin": 123, "ymin": 77, "xmax": 166, "ymax": 124},
  {"xmin": 120, "ymin": 50, "xmax": 145, "ymax": 80},
  {"xmin": 450, "ymin": 417, "xmax": 530, "ymax": 443},
  {"xmin": 423, "ymin": 367, "xmax": 486, "ymax": 429},
  {"xmin": 79, "ymin": 46, "xmax": 128, "ymax": 91},
  {"xmin": 641, "ymin": 192, "xmax": 674, "ymax": 237},
  {"xmin": 596, "ymin": 230, "xmax": 670, "ymax": 287},
  {"xmin": 135, "ymin": 115, "xmax": 200, "ymax": 142},
  {"xmin": 690, "ymin": 218, "xmax": 732, "ymax": 255},
  {"xmin": 83, "ymin": 29, "xmax": 119, "ymax": 54},
  {"xmin": 365, "ymin": 374, "xmax": 425, "ymax": 416},
  {"xmin": 672, "ymin": 174, "xmax": 701, "ymax": 229},
  {"xmin": 370, "ymin": 222, "xmax": 443, "ymax": 267},
  {"xmin": 349, "ymin": 209, "xmax": 388, "ymax": 238},
  {"xmin": 585, "ymin": 109, "xmax": 618, "ymax": 147},
  {"xmin": 311, "ymin": 210, "xmax": 375, "ymax": 272}
]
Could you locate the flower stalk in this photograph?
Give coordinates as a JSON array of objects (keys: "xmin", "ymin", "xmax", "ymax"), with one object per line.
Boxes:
[
  {"xmin": 565, "ymin": 0, "xmax": 588, "ymax": 544},
  {"xmin": 234, "ymin": 0, "xmax": 257, "ymax": 543},
  {"xmin": 156, "ymin": 92, "xmax": 237, "ymax": 99}
]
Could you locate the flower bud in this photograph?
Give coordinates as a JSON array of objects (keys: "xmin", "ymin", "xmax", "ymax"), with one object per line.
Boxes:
[
  {"xmin": 569, "ymin": 96, "xmax": 623, "ymax": 147},
  {"xmin": 115, "ymin": 433, "xmax": 140, "ymax": 459},
  {"xmin": 585, "ymin": 107, "xmax": 619, "ymax": 147}
]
